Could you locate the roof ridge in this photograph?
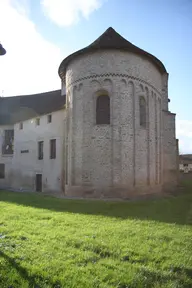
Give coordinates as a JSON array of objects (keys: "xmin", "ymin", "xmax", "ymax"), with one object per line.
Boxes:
[
  {"xmin": 1, "ymin": 89, "xmax": 61, "ymax": 99},
  {"xmin": 0, "ymin": 90, "xmax": 65, "ymax": 125}
]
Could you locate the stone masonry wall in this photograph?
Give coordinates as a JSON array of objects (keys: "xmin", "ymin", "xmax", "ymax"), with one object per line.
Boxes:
[
  {"xmin": 65, "ymin": 50, "xmax": 164, "ymax": 197},
  {"xmin": 162, "ymin": 111, "xmax": 178, "ymax": 189}
]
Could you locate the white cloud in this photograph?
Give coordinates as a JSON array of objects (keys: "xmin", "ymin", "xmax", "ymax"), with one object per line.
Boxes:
[
  {"xmin": 41, "ymin": 0, "xmax": 104, "ymax": 27},
  {"xmin": 176, "ymin": 119, "xmax": 192, "ymax": 154},
  {"xmin": 0, "ymin": 0, "xmax": 64, "ymax": 96}
]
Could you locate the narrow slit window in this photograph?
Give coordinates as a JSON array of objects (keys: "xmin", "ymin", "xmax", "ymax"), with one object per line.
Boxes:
[
  {"xmin": 36, "ymin": 118, "xmax": 40, "ymax": 126},
  {"xmin": 38, "ymin": 141, "xmax": 44, "ymax": 160},
  {"xmin": 47, "ymin": 114, "xmax": 52, "ymax": 123},
  {"xmin": 50, "ymin": 139, "xmax": 56, "ymax": 159},
  {"xmin": 19, "ymin": 122, "xmax": 23, "ymax": 130}
]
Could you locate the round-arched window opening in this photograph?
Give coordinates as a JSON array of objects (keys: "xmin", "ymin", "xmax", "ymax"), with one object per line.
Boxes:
[{"xmin": 96, "ymin": 94, "xmax": 110, "ymax": 125}]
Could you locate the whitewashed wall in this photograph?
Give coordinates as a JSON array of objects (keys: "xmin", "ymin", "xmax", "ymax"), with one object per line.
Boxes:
[
  {"xmin": 0, "ymin": 125, "xmax": 14, "ymax": 187},
  {"xmin": 179, "ymin": 164, "xmax": 192, "ymax": 172},
  {"xmin": 0, "ymin": 109, "xmax": 65, "ymax": 194}
]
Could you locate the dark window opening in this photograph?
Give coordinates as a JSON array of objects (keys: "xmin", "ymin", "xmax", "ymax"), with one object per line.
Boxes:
[
  {"xmin": 2, "ymin": 129, "xmax": 14, "ymax": 155},
  {"xmin": 47, "ymin": 114, "xmax": 52, "ymax": 123},
  {"xmin": 0, "ymin": 164, "xmax": 5, "ymax": 179},
  {"xmin": 50, "ymin": 139, "xmax": 56, "ymax": 159},
  {"xmin": 96, "ymin": 94, "xmax": 110, "ymax": 125},
  {"xmin": 65, "ymin": 144, "xmax": 68, "ymax": 185},
  {"xmin": 36, "ymin": 174, "xmax": 42, "ymax": 192},
  {"xmin": 21, "ymin": 150, "xmax": 29, "ymax": 154},
  {"xmin": 19, "ymin": 122, "xmax": 23, "ymax": 130},
  {"xmin": 139, "ymin": 96, "xmax": 147, "ymax": 127},
  {"xmin": 38, "ymin": 141, "xmax": 44, "ymax": 160},
  {"xmin": 36, "ymin": 118, "xmax": 40, "ymax": 126}
]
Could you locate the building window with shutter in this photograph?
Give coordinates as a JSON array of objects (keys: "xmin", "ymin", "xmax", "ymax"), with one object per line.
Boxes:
[
  {"xmin": 38, "ymin": 141, "xmax": 44, "ymax": 160},
  {"xmin": 96, "ymin": 94, "xmax": 110, "ymax": 125},
  {"xmin": 139, "ymin": 96, "xmax": 147, "ymax": 128},
  {"xmin": 2, "ymin": 130, "xmax": 14, "ymax": 155},
  {"xmin": 50, "ymin": 139, "xmax": 56, "ymax": 159}
]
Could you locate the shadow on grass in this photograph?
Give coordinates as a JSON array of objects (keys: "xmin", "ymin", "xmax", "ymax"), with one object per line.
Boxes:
[
  {"xmin": 0, "ymin": 250, "xmax": 61, "ymax": 288},
  {"xmin": 136, "ymin": 267, "xmax": 192, "ymax": 288},
  {"xmin": 1, "ymin": 249, "xmax": 191, "ymax": 288},
  {"xmin": 0, "ymin": 188, "xmax": 192, "ymax": 225}
]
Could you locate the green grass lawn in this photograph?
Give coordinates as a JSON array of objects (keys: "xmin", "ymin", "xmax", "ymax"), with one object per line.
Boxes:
[{"xmin": 0, "ymin": 189, "xmax": 192, "ymax": 288}]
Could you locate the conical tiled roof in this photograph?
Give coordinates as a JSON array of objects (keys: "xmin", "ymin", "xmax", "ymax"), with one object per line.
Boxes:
[
  {"xmin": 89, "ymin": 27, "xmax": 142, "ymax": 49},
  {"xmin": 58, "ymin": 27, "xmax": 166, "ymax": 78}
]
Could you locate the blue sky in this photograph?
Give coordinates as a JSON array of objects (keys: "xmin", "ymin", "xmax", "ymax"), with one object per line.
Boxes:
[{"xmin": 0, "ymin": 0, "xmax": 191, "ymax": 153}]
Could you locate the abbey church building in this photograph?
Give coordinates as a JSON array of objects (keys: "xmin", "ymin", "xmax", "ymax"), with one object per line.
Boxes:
[{"xmin": 0, "ymin": 27, "xmax": 178, "ymax": 198}]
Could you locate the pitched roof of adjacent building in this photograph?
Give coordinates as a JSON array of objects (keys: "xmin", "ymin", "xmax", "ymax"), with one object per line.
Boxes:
[
  {"xmin": 59, "ymin": 27, "xmax": 167, "ymax": 79},
  {"xmin": 0, "ymin": 90, "xmax": 65, "ymax": 125},
  {"xmin": 179, "ymin": 154, "xmax": 192, "ymax": 163}
]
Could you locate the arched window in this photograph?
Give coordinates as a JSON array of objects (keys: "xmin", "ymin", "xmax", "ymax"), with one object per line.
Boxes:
[
  {"xmin": 96, "ymin": 94, "xmax": 110, "ymax": 124},
  {"xmin": 139, "ymin": 96, "xmax": 146, "ymax": 127}
]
